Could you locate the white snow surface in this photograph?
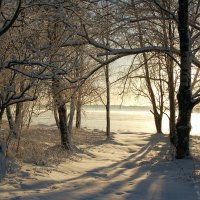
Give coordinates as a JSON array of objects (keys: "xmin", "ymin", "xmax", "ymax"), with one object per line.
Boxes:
[{"xmin": 0, "ymin": 131, "xmax": 200, "ymax": 200}]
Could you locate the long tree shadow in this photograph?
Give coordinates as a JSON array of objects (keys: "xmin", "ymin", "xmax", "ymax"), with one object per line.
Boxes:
[
  {"xmin": 66, "ymin": 132, "xmax": 166, "ymax": 181},
  {"xmin": 3, "ymin": 132, "xmax": 198, "ymax": 200}
]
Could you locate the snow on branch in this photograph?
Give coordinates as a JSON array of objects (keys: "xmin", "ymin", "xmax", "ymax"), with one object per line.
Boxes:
[
  {"xmin": 1, "ymin": 60, "xmax": 68, "ymax": 80},
  {"xmin": 79, "ymin": 33, "xmax": 200, "ymax": 69}
]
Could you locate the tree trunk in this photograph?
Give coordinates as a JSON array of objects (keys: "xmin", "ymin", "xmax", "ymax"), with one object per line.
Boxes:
[
  {"xmin": 176, "ymin": 0, "xmax": 192, "ymax": 159},
  {"xmin": 15, "ymin": 103, "xmax": 23, "ymax": 154},
  {"xmin": 0, "ymin": 108, "xmax": 5, "ymax": 128},
  {"xmin": 0, "ymin": 146, "xmax": 6, "ymax": 179},
  {"xmin": 53, "ymin": 105, "xmax": 60, "ymax": 129},
  {"xmin": 57, "ymin": 103, "xmax": 71, "ymax": 150},
  {"xmin": 167, "ymin": 56, "xmax": 176, "ymax": 145},
  {"xmin": 68, "ymin": 96, "xmax": 75, "ymax": 135},
  {"xmin": 104, "ymin": 0, "xmax": 111, "ymax": 139},
  {"xmin": 76, "ymin": 105, "xmax": 81, "ymax": 129},
  {"xmin": 105, "ymin": 63, "xmax": 111, "ymax": 139},
  {"xmin": 75, "ymin": 90, "xmax": 82, "ymax": 129},
  {"xmin": 52, "ymin": 78, "xmax": 71, "ymax": 150},
  {"xmin": 161, "ymin": 9, "xmax": 177, "ymax": 145},
  {"xmin": 154, "ymin": 113, "xmax": 162, "ymax": 134},
  {"xmin": 6, "ymin": 106, "xmax": 15, "ymax": 134},
  {"xmin": 133, "ymin": 1, "xmax": 163, "ymax": 134},
  {"xmin": 26, "ymin": 101, "xmax": 36, "ymax": 129},
  {"xmin": 15, "ymin": 102, "xmax": 23, "ymax": 136}
]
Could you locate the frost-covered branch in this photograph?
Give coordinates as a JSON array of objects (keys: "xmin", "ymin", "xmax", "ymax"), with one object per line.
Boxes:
[{"xmin": 1, "ymin": 60, "xmax": 69, "ymax": 80}]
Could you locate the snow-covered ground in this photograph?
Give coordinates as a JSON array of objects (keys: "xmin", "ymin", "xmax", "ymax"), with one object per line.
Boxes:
[{"xmin": 1, "ymin": 130, "xmax": 200, "ymax": 200}]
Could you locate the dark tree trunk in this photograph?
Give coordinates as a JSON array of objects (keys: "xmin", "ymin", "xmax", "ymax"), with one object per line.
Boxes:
[
  {"xmin": 0, "ymin": 107, "xmax": 5, "ymax": 128},
  {"xmin": 52, "ymin": 78, "xmax": 71, "ymax": 150},
  {"xmin": 26, "ymin": 101, "xmax": 36, "ymax": 129},
  {"xmin": 154, "ymin": 113, "xmax": 162, "ymax": 134},
  {"xmin": 104, "ymin": 1, "xmax": 111, "ymax": 139},
  {"xmin": 75, "ymin": 105, "xmax": 81, "ymax": 129},
  {"xmin": 53, "ymin": 105, "xmax": 60, "ymax": 129},
  {"xmin": 15, "ymin": 102, "xmax": 23, "ymax": 136},
  {"xmin": 15, "ymin": 102, "xmax": 24, "ymax": 153},
  {"xmin": 75, "ymin": 90, "xmax": 82, "ymax": 129},
  {"xmin": 166, "ymin": 20, "xmax": 176, "ymax": 146},
  {"xmin": 57, "ymin": 103, "xmax": 71, "ymax": 150},
  {"xmin": 167, "ymin": 58, "xmax": 176, "ymax": 145},
  {"xmin": 6, "ymin": 106, "xmax": 15, "ymax": 134},
  {"xmin": 68, "ymin": 96, "xmax": 75, "ymax": 135},
  {"xmin": 161, "ymin": 4, "xmax": 177, "ymax": 146},
  {"xmin": 176, "ymin": 0, "xmax": 193, "ymax": 159},
  {"xmin": 105, "ymin": 63, "xmax": 111, "ymax": 139}
]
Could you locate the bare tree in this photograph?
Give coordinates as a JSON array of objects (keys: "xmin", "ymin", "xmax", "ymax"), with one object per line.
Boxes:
[{"xmin": 76, "ymin": 0, "xmax": 200, "ymax": 159}]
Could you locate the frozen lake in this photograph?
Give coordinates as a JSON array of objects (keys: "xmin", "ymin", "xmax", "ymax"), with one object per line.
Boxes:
[{"xmin": 31, "ymin": 106, "xmax": 200, "ymax": 136}]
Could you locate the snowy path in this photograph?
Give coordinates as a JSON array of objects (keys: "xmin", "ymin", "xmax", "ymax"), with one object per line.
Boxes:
[{"xmin": 0, "ymin": 132, "xmax": 199, "ymax": 200}]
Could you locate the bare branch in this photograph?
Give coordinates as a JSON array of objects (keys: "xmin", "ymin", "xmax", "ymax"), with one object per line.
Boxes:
[
  {"xmin": 0, "ymin": 0, "xmax": 21, "ymax": 36},
  {"xmin": 6, "ymin": 96, "xmax": 37, "ymax": 107},
  {"xmin": 153, "ymin": 0, "xmax": 178, "ymax": 21}
]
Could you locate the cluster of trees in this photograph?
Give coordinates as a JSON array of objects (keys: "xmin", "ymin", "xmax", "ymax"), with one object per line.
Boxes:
[{"xmin": 0, "ymin": 0, "xmax": 200, "ymax": 159}]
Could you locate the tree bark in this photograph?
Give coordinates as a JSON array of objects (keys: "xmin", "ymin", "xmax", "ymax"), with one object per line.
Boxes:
[
  {"xmin": 68, "ymin": 96, "xmax": 75, "ymax": 135},
  {"xmin": 176, "ymin": 0, "xmax": 193, "ymax": 158},
  {"xmin": 6, "ymin": 106, "xmax": 15, "ymax": 134},
  {"xmin": 14, "ymin": 102, "xmax": 23, "ymax": 136},
  {"xmin": 154, "ymin": 112, "xmax": 162, "ymax": 134},
  {"xmin": 53, "ymin": 104, "xmax": 60, "ymax": 129},
  {"xmin": 52, "ymin": 78, "xmax": 71, "ymax": 150},
  {"xmin": 167, "ymin": 55, "xmax": 176, "ymax": 145},
  {"xmin": 104, "ymin": 0, "xmax": 111, "ymax": 139},
  {"xmin": 57, "ymin": 103, "xmax": 71, "ymax": 150},
  {"xmin": 15, "ymin": 102, "xmax": 24, "ymax": 153},
  {"xmin": 105, "ymin": 63, "xmax": 111, "ymax": 139},
  {"xmin": 75, "ymin": 105, "xmax": 81, "ymax": 129},
  {"xmin": 75, "ymin": 90, "xmax": 82, "ymax": 129},
  {"xmin": 0, "ymin": 108, "xmax": 5, "ymax": 128}
]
